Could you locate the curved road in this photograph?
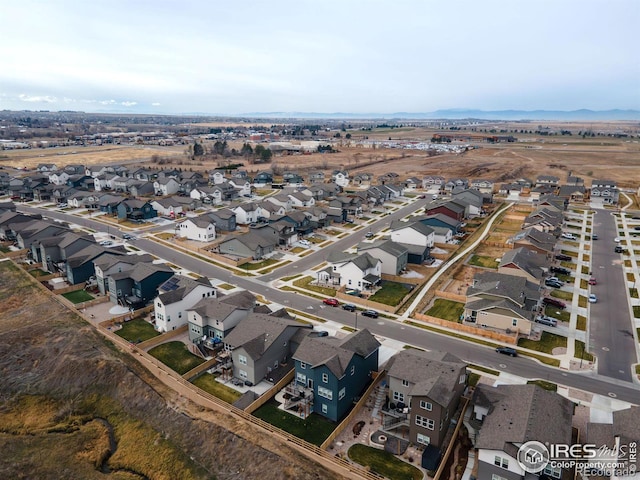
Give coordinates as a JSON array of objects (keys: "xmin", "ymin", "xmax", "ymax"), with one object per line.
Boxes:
[{"xmin": 18, "ymin": 204, "xmax": 640, "ymax": 405}]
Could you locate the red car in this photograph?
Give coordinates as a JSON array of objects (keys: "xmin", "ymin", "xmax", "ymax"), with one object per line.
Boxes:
[
  {"xmin": 323, "ymin": 298, "xmax": 339, "ymax": 306},
  {"xmin": 588, "ymin": 277, "xmax": 597, "ymax": 285}
]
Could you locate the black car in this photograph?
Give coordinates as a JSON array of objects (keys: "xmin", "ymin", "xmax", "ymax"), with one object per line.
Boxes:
[
  {"xmin": 550, "ymin": 266, "xmax": 570, "ymax": 275},
  {"xmin": 342, "ymin": 303, "xmax": 356, "ymax": 312},
  {"xmin": 496, "ymin": 347, "xmax": 518, "ymax": 357},
  {"xmin": 361, "ymin": 309, "xmax": 379, "ymax": 318},
  {"xmin": 554, "ymin": 254, "xmax": 572, "ymax": 261}
]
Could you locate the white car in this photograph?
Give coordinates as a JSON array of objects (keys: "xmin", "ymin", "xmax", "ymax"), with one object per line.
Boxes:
[
  {"xmin": 561, "ymin": 233, "xmax": 576, "ymax": 240},
  {"xmin": 588, "ymin": 294, "xmax": 597, "ymax": 303},
  {"xmin": 298, "ymin": 239, "xmax": 311, "ymax": 247},
  {"xmin": 99, "ymin": 240, "xmax": 113, "ymax": 246},
  {"xmin": 614, "ymin": 237, "xmax": 621, "ymax": 243}
]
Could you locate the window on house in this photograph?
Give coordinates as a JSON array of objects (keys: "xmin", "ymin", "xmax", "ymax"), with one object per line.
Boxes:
[
  {"xmin": 351, "ymin": 365, "xmax": 355, "ymax": 375},
  {"xmin": 300, "ymin": 362, "xmax": 306, "ymax": 369},
  {"xmin": 178, "ymin": 312, "xmax": 182, "ymax": 318},
  {"xmin": 317, "ymin": 386, "xmax": 333, "ymax": 400},
  {"xmin": 415, "ymin": 415, "xmax": 434, "ymax": 430},
  {"xmin": 393, "ymin": 391, "xmax": 404, "ymax": 403},
  {"xmin": 416, "ymin": 433, "xmax": 430, "ymax": 446},
  {"xmin": 420, "ymin": 400, "xmax": 432, "ymax": 411},
  {"xmin": 238, "ymin": 355, "xmax": 247, "ymax": 365},
  {"xmin": 296, "ymin": 372, "xmax": 306, "ymax": 384},
  {"xmin": 239, "ymin": 370, "xmax": 247, "ymax": 379},
  {"xmin": 491, "ymin": 475, "xmax": 508, "ymax": 480},
  {"xmin": 402, "ymin": 379, "xmax": 409, "ymax": 387},
  {"xmin": 459, "ymin": 374, "xmax": 466, "ymax": 384},
  {"xmin": 512, "ymin": 318, "xmax": 517, "ymax": 326},
  {"xmin": 494, "ymin": 456, "xmax": 509, "ymax": 469},
  {"xmin": 321, "ymin": 404, "xmax": 327, "ymax": 414},
  {"xmin": 338, "ymin": 387, "xmax": 345, "ymax": 400},
  {"xmin": 322, "ymin": 373, "xmax": 328, "ymax": 383}
]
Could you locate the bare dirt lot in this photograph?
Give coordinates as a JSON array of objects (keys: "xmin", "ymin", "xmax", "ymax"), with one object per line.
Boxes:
[{"xmin": 0, "ymin": 260, "xmax": 342, "ymax": 480}]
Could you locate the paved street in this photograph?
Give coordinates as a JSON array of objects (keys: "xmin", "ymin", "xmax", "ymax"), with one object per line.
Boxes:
[
  {"xmin": 589, "ymin": 209, "xmax": 637, "ymax": 380},
  {"xmin": 17, "ymin": 204, "xmax": 640, "ymax": 404}
]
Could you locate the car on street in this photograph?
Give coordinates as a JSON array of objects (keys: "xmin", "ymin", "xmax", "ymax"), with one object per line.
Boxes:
[
  {"xmin": 635, "ymin": 226, "xmax": 640, "ymax": 231},
  {"xmin": 588, "ymin": 294, "xmax": 598, "ymax": 303},
  {"xmin": 614, "ymin": 237, "xmax": 621, "ymax": 243},
  {"xmin": 323, "ymin": 298, "xmax": 339, "ymax": 306},
  {"xmin": 555, "ymin": 254, "xmax": 572, "ymax": 261},
  {"xmin": 361, "ymin": 309, "xmax": 379, "ymax": 318},
  {"xmin": 543, "ymin": 297, "xmax": 566, "ymax": 309},
  {"xmin": 99, "ymin": 240, "xmax": 113, "ymax": 246},
  {"xmin": 365, "ymin": 232, "xmax": 375, "ymax": 239},
  {"xmin": 298, "ymin": 239, "xmax": 311, "ymax": 247},
  {"xmin": 535, "ymin": 316, "xmax": 558, "ymax": 327},
  {"xmin": 496, "ymin": 346, "xmax": 518, "ymax": 357},
  {"xmin": 588, "ymin": 277, "xmax": 597, "ymax": 285},
  {"xmin": 592, "ymin": 234, "xmax": 598, "ymax": 240},
  {"xmin": 123, "ymin": 234, "xmax": 136, "ymax": 240},
  {"xmin": 342, "ymin": 303, "xmax": 356, "ymax": 312},
  {"xmin": 615, "ymin": 245, "xmax": 624, "ymax": 253},
  {"xmin": 550, "ymin": 266, "xmax": 571, "ymax": 275}
]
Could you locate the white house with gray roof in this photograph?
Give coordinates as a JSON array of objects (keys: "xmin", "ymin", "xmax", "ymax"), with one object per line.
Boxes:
[
  {"xmin": 470, "ymin": 384, "xmax": 573, "ymax": 480},
  {"xmin": 232, "ymin": 202, "xmax": 261, "ymax": 225},
  {"xmin": 186, "ymin": 290, "xmax": 256, "ymax": 343},
  {"xmin": 390, "ymin": 220, "xmax": 435, "ymax": 248},
  {"xmin": 498, "ymin": 247, "xmax": 547, "ymax": 284},
  {"xmin": 357, "ymin": 239, "xmax": 408, "ymax": 275},
  {"xmin": 175, "ymin": 214, "xmax": 216, "ymax": 242},
  {"xmin": 321, "ymin": 251, "xmax": 382, "ymax": 291},
  {"xmin": 154, "ymin": 275, "xmax": 217, "ymax": 332}
]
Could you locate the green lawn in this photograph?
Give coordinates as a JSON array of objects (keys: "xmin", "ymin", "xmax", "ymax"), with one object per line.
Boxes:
[
  {"xmin": 468, "ymin": 372, "xmax": 481, "ymax": 387},
  {"xmin": 292, "ymin": 276, "xmax": 337, "ymax": 297},
  {"xmin": 244, "ymin": 258, "xmax": 279, "ymax": 270},
  {"xmin": 469, "ymin": 255, "xmax": 499, "ymax": 269},
  {"xmin": 252, "ymin": 399, "xmax": 335, "ymax": 446},
  {"xmin": 348, "ymin": 444, "xmax": 422, "ymax": 480},
  {"xmin": 29, "ymin": 268, "xmax": 50, "ymax": 277},
  {"xmin": 468, "ymin": 364, "xmax": 500, "ymax": 376},
  {"xmin": 115, "ymin": 319, "xmax": 160, "ymax": 343},
  {"xmin": 216, "ymin": 283, "xmax": 235, "ymax": 290},
  {"xmin": 575, "ymin": 341, "xmax": 595, "ymax": 362},
  {"xmin": 527, "ymin": 380, "xmax": 558, "ymax": 392},
  {"xmin": 148, "ymin": 341, "xmax": 205, "ymax": 375},
  {"xmin": 192, "ymin": 373, "xmax": 242, "ymax": 404},
  {"xmin": 61, "ymin": 289, "xmax": 94, "ymax": 304},
  {"xmin": 576, "ymin": 315, "xmax": 587, "ymax": 331},
  {"xmin": 518, "ymin": 332, "xmax": 567, "ymax": 354},
  {"xmin": 550, "ymin": 290, "xmax": 573, "ymax": 301},
  {"xmin": 425, "ymin": 299, "xmax": 465, "ymax": 322},
  {"xmin": 368, "ymin": 281, "xmax": 413, "ymax": 306}
]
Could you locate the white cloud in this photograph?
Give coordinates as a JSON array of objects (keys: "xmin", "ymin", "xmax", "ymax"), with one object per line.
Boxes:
[
  {"xmin": 151, "ymin": 102, "xmax": 161, "ymax": 106},
  {"xmin": 121, "ymin": 101, "xmax": 137, "ymax": 107},
  {"xmin": 19, "ymin": 94, "xmax": 57, "ymax": 103}
]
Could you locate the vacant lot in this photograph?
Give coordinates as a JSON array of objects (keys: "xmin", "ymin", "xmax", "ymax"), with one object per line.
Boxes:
[{"xmin": 0, "ymin": 259, "xmax": 344, "ymax": 480}]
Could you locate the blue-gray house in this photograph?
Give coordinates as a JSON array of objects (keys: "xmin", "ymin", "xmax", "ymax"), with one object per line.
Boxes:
[
  {"xmin": 116, "ymin": 199, "xmax": 157, "ymax": 221},
  {"xmin": 290, "ymin": 329, "xmax": 380, "ymax": 422},
  {"xmin": 107, "ymin": 262, "xmax": 174, "ymax": 308}
]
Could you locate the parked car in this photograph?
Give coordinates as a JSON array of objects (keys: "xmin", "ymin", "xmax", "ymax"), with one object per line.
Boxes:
[
  {"xmin": 58, "ymin": 203, "xmax": 68, "ymax": 208},
  {"xmin": 322, "ymin": 298, "xmax": 339, "ymax": 306},
  {"xmin": 496, "ymin": 346, "xmax": 518, "ymax": 357},
  {"xmin": 342, "ymin": 303, "xmax": 356, "ymax": 312},
  {"xmin": 123, "ymin": 234, "xmax": 136, "ymax": 240},
  {"xmin": 555, "ymin": 254, "xmax": 572, "ymax": 261},
  {"xmin": 365, "ymin": 232, "xmax": 375, "ymax": 239},
  {"xmin": 545, "ymin": 279, "xmax": 563, "ymax": 288},
  {"xmin": 543, "ymin": 297, "xmax": 566, "ymax": 309},
  {"xmin": 550, "ymin": 266, "xmax": 571, "ymax": 275},
  {"xmin": 298, "ymin": 239, "xmax": 311, "ymax": 247},
  {"xmin": 561, "ymin": 233, "xmax": 576, "ymax": 240},
  {"xmin": 99, "ymin": 240, "xmax": 113, "ymax": 246},
  {"xmin": 614, "ymin": 237, "xmax": 621, "ymax": 243},
  {"xmin": 361, "ymin": 309, "xmax": 379, "ymax": 318},
  {"xmin": 547, "ymin": 276, "xmax": 563, "ymax": 284},
  {"xmin": 634, "ymin": 226, "xmax": 640, "ymax": 231},
  {"xmin": 615, "ymin": 245, "xmax": 624, "ymax": 253},
  {"xmin": 535, "ymin": 316, "xmax": 558, "ymax": 327},
  {"xmin": 592, "ymin": 234, "xmax": 598, "ymax": 240},
  {"xmin": 588, "ymin": 277, "xmax": 597, "ymax": 285},
  {"xmin": 588, "ymin": 294, "xmax": 598, "ymax": 303}
]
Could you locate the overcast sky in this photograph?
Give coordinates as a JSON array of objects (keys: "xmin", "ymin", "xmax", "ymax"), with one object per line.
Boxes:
[{"xmin": 1, "ymin": 0, "xmax": 638, "ymax": 115}]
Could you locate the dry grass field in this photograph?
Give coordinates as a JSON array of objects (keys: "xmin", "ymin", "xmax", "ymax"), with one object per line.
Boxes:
[
  {"xmin": 0, "ymin": 260, "xmax": 342, "ymax": 480},
  {"xmin": 2, "ymin": 121, "xmax": 639, "ymax": 187}
]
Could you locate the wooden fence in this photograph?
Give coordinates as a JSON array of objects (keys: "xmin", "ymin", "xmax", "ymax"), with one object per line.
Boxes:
[
  {"xmin": 434, "ymin": 397, "xmax": 470, "ymax": 480},
  {"xmin": 3, "ymin": 248, "xmax": 29, "ymax": 259},
  {"xmin": 136, "ymin": 323, "xmax": 187, "ymax": 350},
  {"xmin": 320, "ymin": 370, "xmax": 386, "ymax": 450},
  {"xmin": 52, "ymin": 282, "xmax": 87, "ymax": 295},
  {"xmin": 413, "ymin": 313, "xmax": 518, "ymax": 344},
  {"xmin": 182, "ymin": 357, "xmax": 221, "ymax": 381},
  {"xmin": 434, "ymin": 290, "xmax": 467, "ymax": 303},
  {"xmin": 245, "ymin": 369, "xmax": 295, "ymax": 414},
  {"xmin": 380, "ymin": 273, "xmax": 424, "ymax": 285}
]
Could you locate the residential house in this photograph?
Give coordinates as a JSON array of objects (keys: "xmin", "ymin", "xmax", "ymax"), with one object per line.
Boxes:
[
  {"xmin": 154, "ymin": 177, "xmax": 180, "ymax": 196},
  {"xmin": 48, "ymin": 171, "xmax": 70, "ymax": 186},
  {"xmin": 209, "ymin": 170, "xmax": 227, "ymax": 185},
  {"xmin": 233, "ymin": 203, "xmax": 261, "ymax": 225},
  {"xmin": 417, "ymin": 214, "xmax": 463, "ymax": 234},
  {"xmin": 333, "ymin": 170, "xmax": 349, "ymax": 188},
  {"xmin": 509, "ymin": 228, "xmax": 557, "ymax": 256},
  {"xmin": 230, "ymin": 179, "xmax": 252, "ymax": 197},
  {"xmin": 452, "ymin": 190, "xmax": 488, "ymax": 215},
  {"xmin": 36, "ymin": 163, "xmax": 58, "ymax": 173},
  {"xmin": 352, "ymin": 172, "xmax": 374, "ymax": 187},
  {"xmin": 253, "ymin": 171, "xmax": 273, "ymax": 185},
  {"xmin": 590, "ymin": 179, "xmax": 619, "ymax": 204},
  {"xmin": 175, "ymin": 214, "xmax": 216, "ymax": 242},
  {"xmin": 290, "ymin": 329, "xmax": 380, "ymax": 422},
  {"xmin": 522, "ymin": 207, "xmax": 564, "ymax": 234},
  {"xmin": 66, "ymin": 174, "xmax": 94, "ymax": 190},
  {"xmin": 151, "ymin": 197, "xmax": 185, "ymax": 218},
  {"xmin": 308, "ymin": 171, "xmax": 325, "ymax": 184},
  {"xmin": 470, "ymin": 179, "xmax": 494, "ymax": 195},
  {"xmin": 116, "ymin": 199, "xmax": 157, "ymax": 221},
  {"xmin": 0, "ymin": 212, "xmax": 42, "ymax": 241},
  {"xmin": 470, "ymin": 384, "xmax": 574, "ymax": 480},
  {"xmin": 535, "ymin": 175, "xmax": 560, "ymax": 188},
  {"xmin": 390, "ymin": 221, "xmax": 435, "ymax": 249},
  {"xmin": 384, "ymin": 349, "xmax": 467, "ymax": 450},
  {"xmin": 186, "ymin": 290, "xmax": 257, "ymax": 343},
  {"xmin": 357, "ymin": 240, "xmax": 409, "ymax": 275},
  {"xmin": 108, "ymin": 262, "xmax": 175, "ymax": 309},
  {"xmin": 288, "ymin": 191, "xmax": 315, "ymax": 208},
  {"xmin": 497, "ymin": 247, "xmax": 547, "ymax": 284},
  {"xmin": 128, "ymin": 181, "xmax": 156, "ymax": 198},
  {"xmin": 218, "ymin": 225, "xmax": 279, "ymax": 259},
  {"xmin": 264, "ymin": 193, "xmax": 292, "ymax": 212},
  {"xmin": 269, "ymin": 219, "xmax": 298, "ymax": 246},
  {"xmin": 15, "ymin": 219, "xmax": 70, "ymax": 251},
  {"xmin": 557, "ymin": 185, "xmax": 586, "ymax": 202},
  {"xmin": 154, "ymin": 275, "xmax": 217, "ymax": 332},
  {"xmin": 223, "ymin": 313, "xmax": 313, "ymax": 386},
  {"xmin": 65, "ymin": 244, "xmax": 124, "ymax": 285},
  {"xmin": 35, "ymin": 231, "xmax": 95, "ymax": 273},
  {"xmin": 93, "ymin": 252, "xmax": 156, "ymax": 295},
  {"xmin": 444, "ymin": 178, "xmax": 468, "ymax": 193},
  {"xmin": 403, "ymin": 177, "xmax": 421, "ymax": 190},
  {"xmin": 258, "ymin": 200, "xmax": 287, "ymax": 220},
  {"xmin": 321, "ymin": 251, "xmax": 382, "ymax": 291},
  {"xmin": 208, "ymin": 208, "xmax": 236, "ymax": 232},
  {"xmin": 271, "ymin": 210, "xmax": 313, "ymax": 236},
  {"xmin": 565, "ymin": 175, "xmax": 584, "ymax": 187},
  {"xmin": 425, "ymin": 201, "xmax": 465, "ymax": 222},
  {"xmin": 422, "ymin": 175, "xmax": 446, "ymax": 191},
  {"xmin": 378, "ymin": 172, "xmax": 400, "ymax": 185},
  {"xmin": 463, "ymin": 271, "xmax": 539, "ymax": 335}
]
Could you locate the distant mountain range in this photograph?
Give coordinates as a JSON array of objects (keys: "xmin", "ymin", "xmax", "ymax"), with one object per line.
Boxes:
[{"xmin": 236, "ymin": 109, "xmax": 640, "ymax": 121}]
